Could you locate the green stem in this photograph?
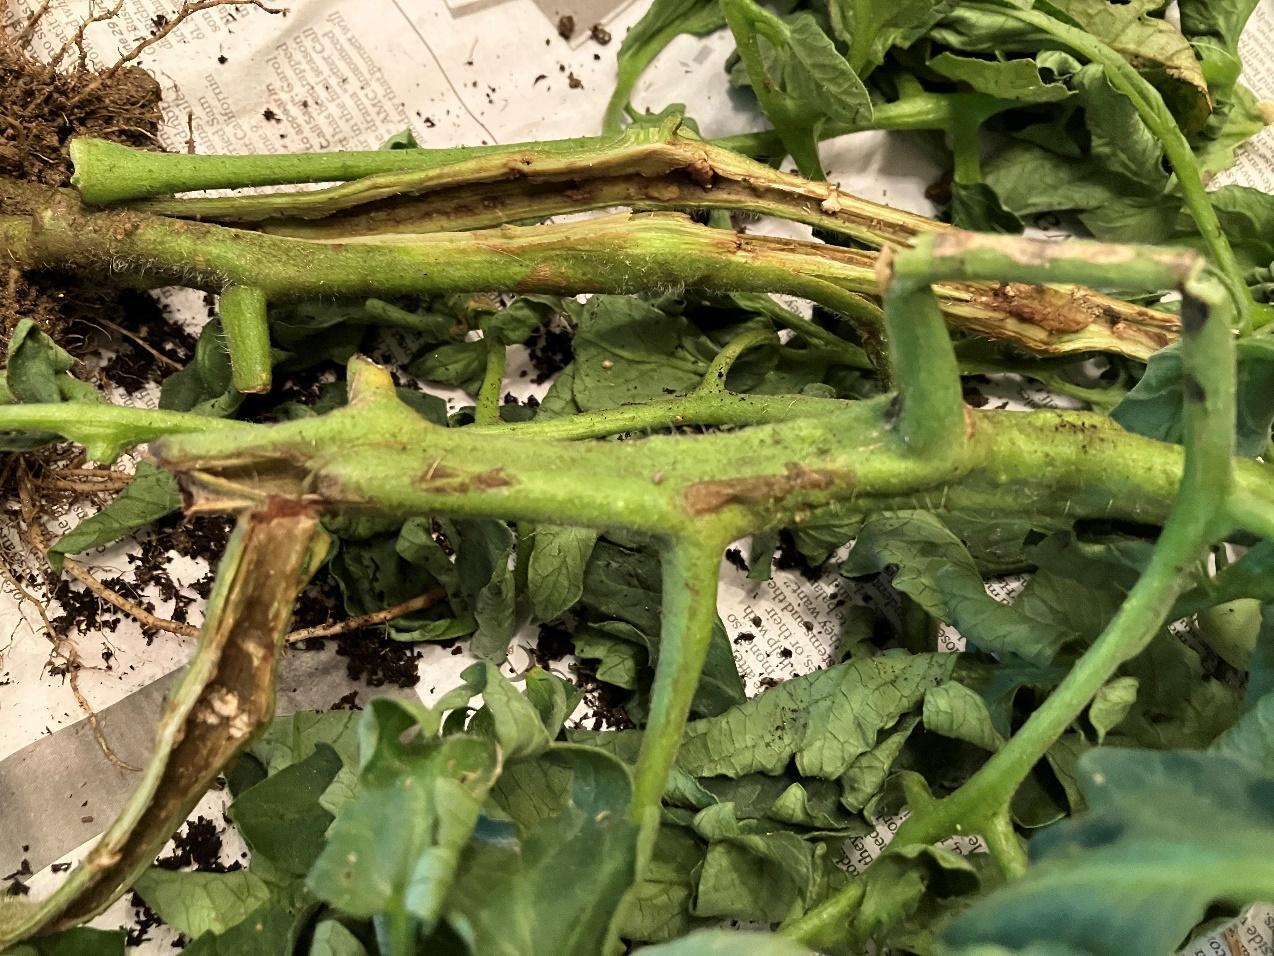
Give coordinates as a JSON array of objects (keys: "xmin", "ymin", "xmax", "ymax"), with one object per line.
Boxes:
[
  {"xmin": 881, "ymin": 240, "xmax": 968, "ymax": 458},
  {"xmin": 474, "ymin": 339, "xmax": 506, "ymax": 426},
  {"xmin": 697, "ymin": 328, "xmax": 779, "ymax": 393},
  {"xmin": 981, "ymin": 807, "xmax": 1028, "ymax": 879},
  {"xmin": 977, "ymin": 2, "xmax": 1251, "ymax": 328},
  {"xmin": 218, "ymin": 285, "xmax": 271, "ymax": 394},
  {"xmin": 720, "ymin": 0, "xmax": 825, "ymax": 179},
  {"xmin": 712, "ymin": 92, "xmax": 1018, "ymax": 157},
  {"xmin": 3, "ymin": 194, "xmax": 1174, "ymax": 360},
  {"xmin": 474, "ymin": 390, "xmax": 849, "ymax": 441},
  {"xmin": 69, "ymin": 132, "xmax": 633, "ymax": 204},
  {"xmin": 629, "ymin": 534, "xmax": 728, "ymax": 823}
]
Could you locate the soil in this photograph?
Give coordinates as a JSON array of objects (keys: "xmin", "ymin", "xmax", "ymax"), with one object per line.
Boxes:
[{"xmin": 0, "ymin": 10, "xmax": 163, "ymax": 347}]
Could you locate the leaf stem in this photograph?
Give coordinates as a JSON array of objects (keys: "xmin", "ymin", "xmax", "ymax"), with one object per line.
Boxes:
[
  {"xmin": 218, "ymin": 285, "xmax": 271, "ymax": 394},
  {"xmin": 629, "ymin": 534, "xmax": 728, "ymax": 823},
  {"xmin": 474, "ymin": 339, "xmax": 507, "ymax": 426}
]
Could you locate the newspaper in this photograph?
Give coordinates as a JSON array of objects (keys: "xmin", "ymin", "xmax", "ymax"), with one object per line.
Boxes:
[{"xmin": 1, "ymin": 0, "xmax": 1272, "ymax": 950}]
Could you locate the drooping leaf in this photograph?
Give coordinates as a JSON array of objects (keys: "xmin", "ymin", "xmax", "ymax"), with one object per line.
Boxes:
[
  {"xmin": 229, "ymin": 743, "xmax": 343, "ymax": 877},
  {"xmin": 159, "ymin": 318, "xmax": 243, "ymax": 419},
  {"xmin": 1088, "ymin": 676, "xmax": 1139, "ymax": 744},
  {"xmin": 1112, "ymin": 338, "xmax": 1274, "ymax": 457},
  {"xmin": 461, "ymin": 661, "xmax": 554, "ymax": 759},
  {"xmin": 306, "ymin": 699, "xmax": 500, "ymax": 933},
  {"xmin": 842, "ymin": 511, "xmax": 1071, "ymax": 664},
  {"xmin": 923, "ymin": 681, "xmax": 1005, "ymax": 753},
  {"xmin": 690, "ymin": 802, "xmax": 848, "ymax": 923},
  {"xmin": 830, "ymin": 0, "xmax": 957, "ymax": 74},
  {"xmin": 619, "ymin": 826, "xmax": 710, "ymax": 943},
  {"xmin": 48, "ymin": 462, "xmax": 181, "ymax": 570},
  {"xmin": 444, "ymin": 746, "xmax": 640, "ymax": 956},
  {"xmin": 133, "ymin": 869, "xmax": 273, "ymax": 940},
  {"xmin": 0, "ymin": 319, "xmax": 102, "ymax": 451},
  {"xmin": 528, "ymin": 525, "xmax": 599, "ymax": 622},
  {"xmin": 942, "ymin": 747, "xmax": 1274, "ymax": 954},
  {"xmin": 579, "ymin": 652, "xmax": 955, "ymax": 780},
  {"xmin": 928, "ymin": 52, "xmax": 1070, "ymax": 103}
]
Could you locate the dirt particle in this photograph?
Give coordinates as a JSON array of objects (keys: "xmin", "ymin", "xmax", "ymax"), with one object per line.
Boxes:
[
  {"xmin": 557, "ymin": 14, "xmax": 575, "ymax": 39},
  {"xmin": 590, "ymin": 23, "xmax": 612, "ymax": 44}
]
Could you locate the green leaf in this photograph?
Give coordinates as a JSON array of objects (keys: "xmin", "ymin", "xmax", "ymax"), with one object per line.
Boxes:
[
  {"xmin": 1088, "ymin": 676, "xmax": 1139, "ymax": 743},
  {"xmin": 923, "ymin": 682, "xmax": 1005, "ymax": 752},
  {"xmin": 842, "ymin": 511, "xmax": 1071, "ymax": 664},
  {"xmin": 1194, "ymin": 599, "xmax": 1261, "ymax": 670},
  {"xmin": 1175, "ymin": 185, "xmax": 1274, "ymax": 270},
  {"xmin": 1177, "ymin": 0, "xmax": 1260, "ymax": 99},
  {"xmin": 984, "ymin": 143, "xmax": 1123, "ymax": 218},
  {"xmin": 1213, "ymin": 690, "xmax": 1274, "ymax": 775},
  {"xmin": 1072, "ymin": 63, "xmax": 1166, "ymax": 187},
  {"xmin": 133, "ymin": 869, "xmax": 273, "ymax": 940},
  {"xmin": 444, "ymin": 746, "xmax": 640, "ymax": 956},
  {"xmin": 159, "ymin": 319, "xmax": 243, "ymax": 419},
  {"xmin": 606, "ymin": 0, "xmax": 725, "ymax": 126},
  {"xmin": 571, "ymin": 296, "xmax": 706, "ymax": 411},
  {"xmin": 951, "ymin": 181, "xmax": 1024, "ymax": 233},
  {"xmin": 0, "ymin": 319, "xmax": 102, "ymax": 452},
  {"xmin": 528, "ymin": 525, "xmax": 599, "ymax": 622},
  {"xmin": 48, "ymin": 462, "xmax": 180, "ymax": 570},
  {"xmin": 942, "ymin": 747, "xmax": 1274, "ymax": 955},
  {"xmin": 586, "ymin": 652, "xmax": 955, "ymax": 779},
  {"xmin": 581, "ymin": 541, "xmax": 743, "ymax": 717},
  {"xmin": 639, "ymin": 930, "xmax": 816, "ymax": 954},
  {"xmin": 182, "ymin": 899, "xmax": 316, "ymax": 956},
  {"xmin": 690, "ymin": 803, "xmax": 847, "ymax": 923},
  {"xmin": 229, "ymin": 743, "xmax": 342, "ymax": 877},
  {"xmin": 1112, "ymin": 338, "xmax": 1274, "ymax": 457},
  {"xmin": 619, "ymin": 826, "xmax": 709, "ymax": 943},
  {"xmin": 782, "ymin": 14, "xmax": 873, "ymax": 128},
  {"xmin": 461, "ymin": 661, "xmax": 554, "ymax": 759},
  {"xmin": 830, "ymin": 0, "xmax": 957, "ymax": 74},
  {"xmin": 5, "ymin": 928, "xmax": 126, "ymax": 956},
  {"xmin": 573, "ymin": 622, "xmax": 646, "ymax": 690},
  {"xmin": 453, "ymin": 519, "xmax": 520, "ymax": 659},
  {"xmin": 408, "ymin": 340, "xmax": 486, "ymax": 393},
  {"xmin": 308, "ymin": 920, "xmax": 369, "ymax": 956},
  {"xmin": 307, "ymin": 721, "xmax": 499, "ymax": 931},
  {"xmin": 928, "ymin": 52, "xmax": 1070, "ymax": 102}
]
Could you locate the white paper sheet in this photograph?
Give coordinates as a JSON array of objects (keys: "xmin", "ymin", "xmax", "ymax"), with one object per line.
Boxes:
[{"xmin": 2, "ymin": 0, "xmax": 1272, "ymax": 950}]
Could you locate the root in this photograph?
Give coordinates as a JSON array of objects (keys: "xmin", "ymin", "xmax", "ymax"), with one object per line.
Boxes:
[{"xmin": 74, "ymin": 0, "xmax": 288, "ymax": 103}]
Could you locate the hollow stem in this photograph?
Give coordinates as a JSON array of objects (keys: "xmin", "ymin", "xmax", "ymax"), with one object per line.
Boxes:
[{"xmin": 2, "ymin": 193, "xmax": 1178, "ymax": 360}]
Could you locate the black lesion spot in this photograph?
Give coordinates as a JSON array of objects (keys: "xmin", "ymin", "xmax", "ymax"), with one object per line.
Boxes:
[
  {"xmin": 1183, "ymin": 373, "xmax": 1207, "ymax": 404},
  {"xmin": 885, "ymin": 392, "xmax": 903, "ymax": 427},
  {"xmin": 1180, "ymin": 295, "xmax": 1208, "ymax": 336}
]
